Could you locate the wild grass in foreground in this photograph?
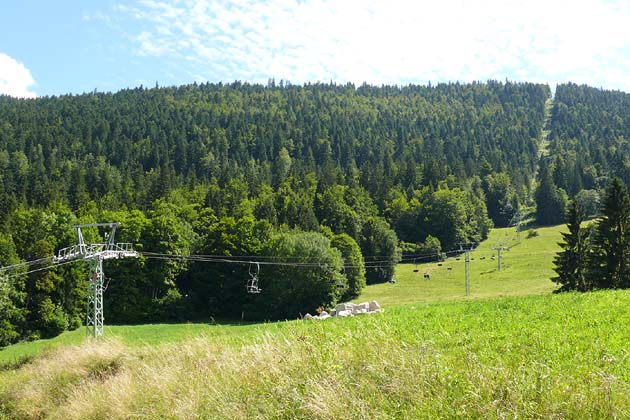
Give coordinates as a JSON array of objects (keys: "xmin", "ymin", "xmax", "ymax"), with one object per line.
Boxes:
[
  {"xmin": 0, "ymin": 322, "xmax": 255, "ymax": 367},
  {"xmin": 2, "ymin": 290, "xmax": 629, "ymax": 419}
]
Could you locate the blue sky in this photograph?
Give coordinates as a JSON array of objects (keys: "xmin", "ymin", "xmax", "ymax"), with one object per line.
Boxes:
[{"xmin": 2, "ymin": 0, "xmax": 630, "ymax": 98}]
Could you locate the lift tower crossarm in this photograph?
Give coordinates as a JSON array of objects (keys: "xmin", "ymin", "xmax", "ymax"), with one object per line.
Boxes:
[
  {"xmin": 53, "ymin": 223, "xmax": 137, "ymax": 263},
  {"xmin": 53, "ymin": 222, "xmax": 138, "ymax": 337}
]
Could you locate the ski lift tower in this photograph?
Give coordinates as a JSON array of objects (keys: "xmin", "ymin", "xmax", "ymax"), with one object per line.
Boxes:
[
  {"xmin": 54, "ymin": 223, "xmax": 138, "ymax": 337},
  {"xmin": 509, "ymin": 210, "xmax": 522, "ymax": 241}
]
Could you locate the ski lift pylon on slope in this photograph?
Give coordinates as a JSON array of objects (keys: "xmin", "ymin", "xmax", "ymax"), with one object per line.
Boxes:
[{"xmin": 247, "ymin": 262, "xmax": 261, "ymax": 294}]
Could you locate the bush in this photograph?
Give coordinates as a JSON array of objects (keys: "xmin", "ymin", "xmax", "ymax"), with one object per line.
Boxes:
[
  {"xmin": 400, "ymin": 235, "xmax": 442, "ymax": 257},
  {"xmin": 360, "ymin": 217, "xmax": 401, "ymax": 284},
  {"xmin": 331, "ymin": 233, "xmax": 366, "ymax": 300},
  {"xmin": 246, "ymin": 231, "xmax": 343, "ymax": 319},
  {"xmin": 38, "ymin": 299, "xmax": 67, "ymax": 338},
  {"xmin": 0, "ymin": 319, "xmax": 20, "ymax": 347},
  {"xmin": 526, "ymin": 229, "xmax": 539, "ymax": 239}
]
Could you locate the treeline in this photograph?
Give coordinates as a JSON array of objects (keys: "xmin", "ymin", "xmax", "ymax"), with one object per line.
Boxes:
[
  {"xmin": 548, "ymin": 83, "xmax": 630, "ymax": 192},
  {"xmin": 0, "ymin": 80, "xmax": 547, "ymax": 221},
  {"xmin": 0, "ymin": 201, "xmax": 376, "ymax": 345},
  {"xmin": 536, "ymin": 83, "xmax": 630, "ymax": 225},
  {"xmin": 0, "ymin": 182, "xmax": 489, "ymax": 345},
  {"xmin": 554, "ymin": 177, "xmax": 630, "ymax": 292},
  {"xmin": 0, "ymin": 81, "xmax": 550, "ymax": 345}
]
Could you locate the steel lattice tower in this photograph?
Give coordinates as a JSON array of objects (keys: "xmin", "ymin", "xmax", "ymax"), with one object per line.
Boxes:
[{"xmin": 54, "ymin": 223, "xmax": 138, "ymax": 337}]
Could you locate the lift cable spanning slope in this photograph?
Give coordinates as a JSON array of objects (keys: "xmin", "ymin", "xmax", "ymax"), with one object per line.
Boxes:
[
  {"xmin": 0, "ymin": 257, "xmax": 57, "ymax": 280},
  {"xmin": 139, "ymin": 252, "xmax": 430, "ymax": 264},
  {"xmin": 139, "ymin": 248, "xmax": 469, "ymax": 269},
  {"xmin": 0, "ymin": 237, "xmax": 495, "ymax": 286},
  {"xmin": 0, "ymin": 259, "xmax": 78, "ymax": 280},
  {"xmin": 141, "ymin": 252, "xmax": 399, "ymax": 269},
  {"xmin": 1, "ymin": 246, "xmax": 476, "ymax": 280},
  {"xmin": 0, "ymin": 257, "xmax": 54, "ymax": 273},
  {"xmin": 1, "ymin": 238, "xmax": 490, "ymax": 333}
]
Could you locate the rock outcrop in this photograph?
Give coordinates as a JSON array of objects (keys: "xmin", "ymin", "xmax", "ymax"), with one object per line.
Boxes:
[{"xmin": 303, "ymin": 301, "xmax": 383, "ymax": 320}]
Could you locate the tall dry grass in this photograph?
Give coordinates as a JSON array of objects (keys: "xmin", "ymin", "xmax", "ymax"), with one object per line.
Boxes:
[{"xmin": 2, "ymin": 292, "xmax": 630, "ymax": 419}]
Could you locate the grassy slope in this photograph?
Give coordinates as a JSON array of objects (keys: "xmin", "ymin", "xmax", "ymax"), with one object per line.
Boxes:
[
  {"xmin": 3, "ymin": 224, "xmax": 630, "ymax": 418},
  {"xmin": 0, "ymin": 225, "xmax": 561, "ymax": 365},
  {"xmin": 2, "ymin": 292, "xmax": 630, "ymax": 419},
  {"xmin": 358, "ymin": 224, "xmax": 559, "ymax": 305},
  {"xmin": 0, "ymin": 322, "xmax": 257, "ymax": 366}
]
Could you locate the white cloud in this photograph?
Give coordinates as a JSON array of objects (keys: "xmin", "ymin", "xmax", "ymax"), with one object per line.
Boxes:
[
  {"xmin": 0, "ymin": 53, "xmax": 37, "ymax": 98},
  {"xmin": 82, "ymin": 11, "xmax": 112, "ymax": 23},
  {"xmin": 121, "ymin": 0, "xmax": 630, "ymax": 91}
]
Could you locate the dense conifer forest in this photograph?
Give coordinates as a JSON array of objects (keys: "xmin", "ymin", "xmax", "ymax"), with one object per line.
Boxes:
[
  {"xmin": 2, "ymin": 80, "xmax": 628, "ymax": 345},
  {"xmin": 547, "ymin": 83, "xmax": 630, "ymax": 196}
]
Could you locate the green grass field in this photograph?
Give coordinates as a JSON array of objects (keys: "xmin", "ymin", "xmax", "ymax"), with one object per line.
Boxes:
[
  {"xmin": 2, "ymin": 291, "xmax": 629, "ymax": 419},
  {"xmin": 0, "ymin": 224, "xmax": 561, "ymax": 366},
  {"xmin": 4, "ymin": 224, "xmax": 630, "ymax": 419},
  {"xmin": 357, "ymin": 224, "xmax": 559, "ymax": 305}
]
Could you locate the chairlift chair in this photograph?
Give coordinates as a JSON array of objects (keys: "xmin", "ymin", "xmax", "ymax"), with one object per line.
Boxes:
[{"xmin": 247, "ymin": 262, "xmax": 261, "ymax": 294}]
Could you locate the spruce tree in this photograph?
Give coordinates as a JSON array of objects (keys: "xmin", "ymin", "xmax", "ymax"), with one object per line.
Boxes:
[
  {"xmin": 535, "ymin": 161, "xmax": 567, "ymax": 226},
  {"xmin": 552, "ymin": 200, "xmax": 591, "ymax": 292},
  {"xmin": 588, "ymin": 177, "xmax": 630, "ymax": 289}
]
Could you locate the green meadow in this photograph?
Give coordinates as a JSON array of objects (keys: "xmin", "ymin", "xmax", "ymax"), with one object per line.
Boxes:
[
  {"xmin": 358, "ymin": 224, "xmax": 559, "ymax": 305},
  {"xmin": 0, "ymin": 225, "xmax": 560, "ymax": 366},
  {"xmin": 2, "ymin": 224, "xmax": 630, "ymax": 419}
]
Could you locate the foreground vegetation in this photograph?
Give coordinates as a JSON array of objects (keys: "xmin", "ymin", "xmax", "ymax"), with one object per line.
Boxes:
[
  {"xmin": 4, "ymin": 224, "xmax": 630, "ymax": 418},
  {"xmin": 0, "ymin": 224, "xmax": 558, "ymax": 364},
  {"xmin": 2, "ymin": 290, "xmax": 629, "ymax": 419}
]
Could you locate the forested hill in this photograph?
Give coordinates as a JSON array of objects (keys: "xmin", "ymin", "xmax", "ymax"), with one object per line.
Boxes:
[
  {"xmin": 0, "ymin": 81, "xmax": 551, "ymax": 344},
  {"xmin": 547, "ymin": 83, "xmax": 630, "ymax": 195},
  {"xmin": 4, "ymin": 80, "xmax": 630, "ymax": 346},
  {"xmin": 0, "ymin": 81, "xmax": 547, "ymax": 215}
]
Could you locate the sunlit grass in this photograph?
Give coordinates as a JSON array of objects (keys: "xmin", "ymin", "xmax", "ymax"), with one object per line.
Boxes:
[
  {"xmin": 5, "ymin": 224, "xmax": 629, "ymax": 418},
  {"xmin": 357, "ymin": 225, "xmax": 561, "ymax": 305},
  {"xmin": 2, "ymin": 291, "xmax": 630, "ymax": 419},
  {"xmin": 1, "ymin": 225, "xmax": 562, "ymax": 366},
  {"xmin": 0, "ymin": 321, "xmax": 292, "ymax": 367}
]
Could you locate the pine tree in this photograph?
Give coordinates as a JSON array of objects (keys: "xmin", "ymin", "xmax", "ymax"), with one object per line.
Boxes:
[
  {"xmin": 588, "ymin": 177, "xmax": 630, "ymax": 289},
  {"xmin": 535, "ymin": 161, "xmax": 567, "ymax": 225},
  {"xmin": 552, "ymin": 200, "xmax": 591, "ymax": 292}
]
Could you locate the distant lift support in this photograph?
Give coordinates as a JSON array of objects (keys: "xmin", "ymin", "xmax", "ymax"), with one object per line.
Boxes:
[{"xmin": 53, "ymin": 223, "xmax": 138, "ymax": 337}]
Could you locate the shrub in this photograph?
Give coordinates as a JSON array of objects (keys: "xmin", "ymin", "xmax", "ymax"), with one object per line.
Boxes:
[
  {"xmin": 331, "ymin": 233, "xmax": 366, "ymax": 300},
  {"xmin": 247, "ymin": 231, "xmax": 343, "ymax": 319},
  {"xmin": 526, "ymin": 229, "xmax": 539, "ymax": 239}
]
